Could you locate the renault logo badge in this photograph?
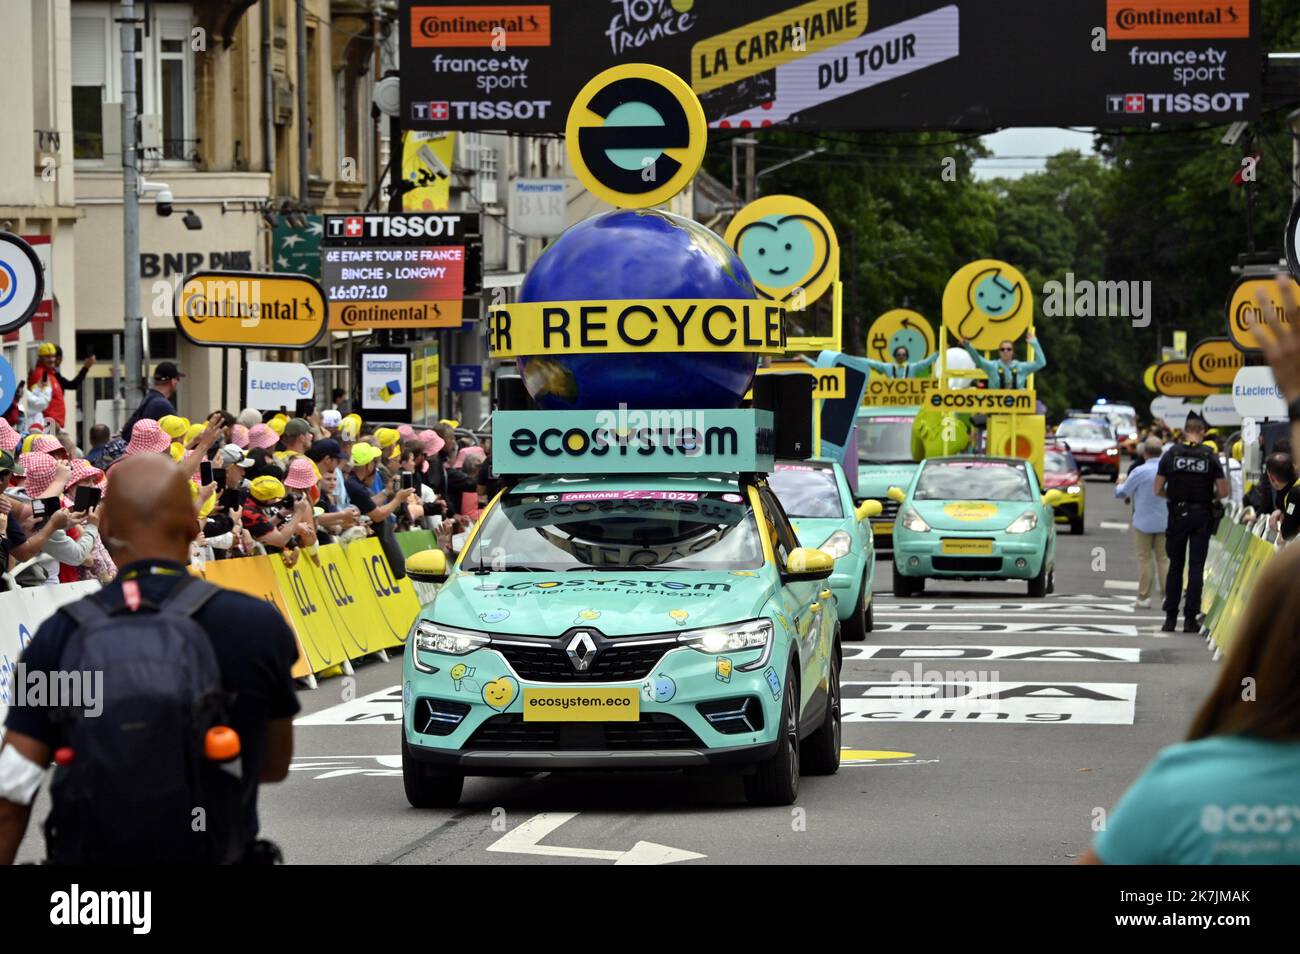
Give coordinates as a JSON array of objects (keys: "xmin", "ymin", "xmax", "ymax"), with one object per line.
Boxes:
[{"xmin": 566, "ymin": 631, "xmax": 598, "ymax": 672}]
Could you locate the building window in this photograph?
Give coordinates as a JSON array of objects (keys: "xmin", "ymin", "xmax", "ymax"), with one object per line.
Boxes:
[{"xmin": 70, "ymin": 2, "xmax": 196, "ymax": 164}]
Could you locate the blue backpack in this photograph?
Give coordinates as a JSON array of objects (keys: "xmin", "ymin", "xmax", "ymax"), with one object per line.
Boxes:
[{"xmin": 43, "ymin": 577, "xmax": 249, "ymax": 864}]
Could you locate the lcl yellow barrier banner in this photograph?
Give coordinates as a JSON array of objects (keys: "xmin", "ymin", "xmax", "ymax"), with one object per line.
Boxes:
[
  {"xmin": 345, "ymin": 537, "xmax": 422, "ymax": 644},
  {"xmin": 1200, "ymin": 517, "xmax": 1280, "ymax": 657},
  {"xmin": 198, "ymin": 556, "xmax": 312, "ymax": 680},
  {"xmin": 314, "ymin": 543, "xmax": 406, "ymax": 655},
  {"xmin": 272, "ymin": 556, "xmax": 353, "ymax": 676}
]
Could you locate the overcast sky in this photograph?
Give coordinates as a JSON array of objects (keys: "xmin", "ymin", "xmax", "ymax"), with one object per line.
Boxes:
[{"xmin": 972, "ymin": 127, "xmax": 1099, "ymax": 180}]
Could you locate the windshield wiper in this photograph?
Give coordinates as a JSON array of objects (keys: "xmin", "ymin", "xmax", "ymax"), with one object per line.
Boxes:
[
  {"xmin": 573, "ymin": 565, "xmax": 670, "ymax": 571},
  {"xmin": 471, "ymin": 563, "xmax": 553, "ymax": 574}
]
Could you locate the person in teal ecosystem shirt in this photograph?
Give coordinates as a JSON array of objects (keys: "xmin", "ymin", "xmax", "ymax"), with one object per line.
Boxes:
[
  {"xmin": 960, "ymin": 334, "xmax": 1046, "ymax": 389},
  {"xmin": 1080, "ymin": 542, "xmax": 1300, "ymax": 864},
  {"xmin": 862, "ymin": 345, "xmax": 939, "ymax": 379}
]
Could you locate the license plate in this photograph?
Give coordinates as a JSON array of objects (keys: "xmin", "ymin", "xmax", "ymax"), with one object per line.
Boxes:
[
  {"xmin": 873, "ymin": 521, "xmax": 893, "ymax": 534},
  {"xmin": 941, "ymin": 538, "xmax": 994, "ymax": 555},
  {"xmin": 522, "ymin": 687, "xmax": 640, "ymax": 722}
]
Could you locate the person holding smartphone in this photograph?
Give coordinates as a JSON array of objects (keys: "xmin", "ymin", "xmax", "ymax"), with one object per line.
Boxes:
[{"xmin": 16, "ymin": 452, "xmax": 95, "ymax": 584}]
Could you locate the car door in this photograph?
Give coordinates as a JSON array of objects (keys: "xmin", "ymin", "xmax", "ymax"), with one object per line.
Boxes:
[{"xmin": 757, "ymin": 486, "xmax": 828, "ymax": 721}]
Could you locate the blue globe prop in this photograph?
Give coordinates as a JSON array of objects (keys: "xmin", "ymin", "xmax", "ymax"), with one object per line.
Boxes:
[{"xmin": 517, "ymin": 209, "xmax": 760, "ymax": 410}]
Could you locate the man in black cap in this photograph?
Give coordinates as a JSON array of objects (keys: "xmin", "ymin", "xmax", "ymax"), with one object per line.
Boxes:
[
  {"xmin": 121, "ymin": 362, "xmax": 185, "ymax": 442},
  {"xmin": 1154, "ymin": 410, "xmax": 1228, "ymax": 632}
]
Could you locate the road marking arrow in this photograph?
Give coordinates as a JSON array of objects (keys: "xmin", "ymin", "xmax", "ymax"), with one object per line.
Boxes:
[{"xmin": 486, "ymin": 812, "xmax": 705, "ymax": 865}]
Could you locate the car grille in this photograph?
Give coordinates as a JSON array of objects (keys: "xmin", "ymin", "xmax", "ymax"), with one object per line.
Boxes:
[
  {"xmin": 465, "ymin": 713, "xmax": 703, "ymax": 750},
  {"xmin": 932, "ymin": 556, "xmax": 1004, "ymax": 572},
  {"xmin": 871, "ymin": 498, "xmax": 900, "ymax": 521},
  {"xmin": 495, "ymin": 641, "xmax": 670, "ymax": 682}
]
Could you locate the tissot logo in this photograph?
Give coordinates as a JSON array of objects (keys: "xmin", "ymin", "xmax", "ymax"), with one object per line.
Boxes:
[{"xmin": 324, "ymin": 213, "xmax": 465, "ymax": 240}]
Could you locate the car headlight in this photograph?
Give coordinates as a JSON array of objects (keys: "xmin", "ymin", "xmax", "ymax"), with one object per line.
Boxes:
[
  {"xmin": 901, "ymin": 507, "xmax": 931, "ymax": 532},
  {"xmin": 1105, "ymin": 448, "xmax": 1118, "ymax": 456},
  {"xmin": 678, "ymin": 618, "xmax": 772, "ymax": 671},
  {"xmin": 1005, "ymin": 511, "xmax": 1038, "ymax": 534},
  {"xmin": 819, "ymin": 529, "xmax": 852, "ymax": 559},
  {"xmin": 1067, "ymin": 484, "xmax": 1082, "ymax": 494},
  {"xmin": 412, "ymin": 620, "xmax": 490, "ymax": 671}
]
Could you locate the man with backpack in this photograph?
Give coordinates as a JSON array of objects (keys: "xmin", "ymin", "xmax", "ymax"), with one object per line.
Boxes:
[{"xmin": 0, "ymin": 455, "xmax": 300, "ymax": 864}]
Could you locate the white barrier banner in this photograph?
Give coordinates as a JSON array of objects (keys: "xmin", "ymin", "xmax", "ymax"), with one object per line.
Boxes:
[{"xmin": 0, "ymin": 581, "xmax": 102, "ymax": 729}]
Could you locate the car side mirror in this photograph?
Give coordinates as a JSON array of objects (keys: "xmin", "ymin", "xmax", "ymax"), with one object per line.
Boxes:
[
  {"xmin": 406, "ymin": 548, "xmax": 449, "ymax": 585},
  {"xmin": 1042, "ymin": 489, "xmax": 1068, "ymax": 508},
  {"xmin": 783, "ymin": 547, "xmax": 835, "ymax": 582},
  {"xmin": 856, "ymin": 499, "xmax": 883, "ymax": 521},
  {"xmin": 886, "ymin": 486, "xmax": 906, "ymax": 503}
]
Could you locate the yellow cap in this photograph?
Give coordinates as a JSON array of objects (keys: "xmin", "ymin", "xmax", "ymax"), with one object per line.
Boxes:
[
  {"xmin": 21, "ymin": 434, "xmax": 39, "ymax": 455},
  {"xmin": 439, "ymin": 419, "xmax": 460, "ymax": 429},
  {"xmin": 267, "ymin": 417, "xmax": 286, "ymax": 436},
  {"xmin": 1232, "ymin": 440, "xmax": 1243, "ymax": 461},
  {"xmin": 351, "ymin": 443, "xmax": 382, "ymax": 467},
  {"xmin": 250, "ymin": 475, "xmax": 287, "ymax": 503},
  {"xmin": 158, "ymin": 415, "xmax": 190, "ymax": 439},
  {"xmin": 37, "ymin": 342, "xmax": 57, "ymax": 357},
  {"xmin": 184, "ymin": 422, "xmax": 205, "ymax": 446},
  {"xmin": 169, "ymin": 442, "xmax": 185, "ymax": 462},
  {"xmin": 375, "ymin": 427, "xmax": 400, "ymax": 448}
]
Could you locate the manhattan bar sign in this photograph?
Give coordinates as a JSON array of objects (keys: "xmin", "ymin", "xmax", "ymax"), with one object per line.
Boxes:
[{"xmin": 176, "ymin": 271, "xmax": 327, "ymax": 349}]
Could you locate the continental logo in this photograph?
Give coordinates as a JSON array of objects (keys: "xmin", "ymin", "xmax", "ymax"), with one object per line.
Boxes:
[
  {"xmin": 1154, "ymin": 360, "xmax": 1217, "ymax": 396},
  {"xmin": 928, "ymin": 389, "xmax": 1034, "ymax": 412},
  {"xmin": 327, "ymin": 301, "xmax": 463, "ymax": 331},
  {"xmin": 1189, "ymin": 338, "xmax": 1243, "ymax": 386},
  {"xmin": 1107, "ymin": 0, "xmax": 1249, "ymax": 39},
  {"xmin": 1226, "ymin": 276, "xmax": 1299, "ymax": 351},
  {"xmin": 176, "ymin": 272, "xmax": 326, "ymax": 349},
  {"xmin": 411, "ymin": 5, "xmax": 551, "ymax": 48},
  {"xmin": 509, "ymin": 423, "xmax": 753, "ymax": 460},
  {"xmin": 488, "ymin": 299, "xmax": 786, "ymax": 356}
]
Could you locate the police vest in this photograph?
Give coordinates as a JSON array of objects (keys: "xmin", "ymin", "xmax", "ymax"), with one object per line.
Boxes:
[{"xmin": 1163, "ymin": 442, "xmax": 1217, "ymax": 504}]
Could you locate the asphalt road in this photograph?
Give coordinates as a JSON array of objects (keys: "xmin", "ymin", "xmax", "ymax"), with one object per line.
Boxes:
[{"xmin": 12, "ymin": 475, "xmax": 1221, "ymax": 864}]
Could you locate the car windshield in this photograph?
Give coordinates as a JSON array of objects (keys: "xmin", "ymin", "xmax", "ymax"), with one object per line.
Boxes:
[
  {"xmin": 913, "ymin": 461, "xmax": 1033, "ymax": 501},
  {"xmin": 1044, "ymin": 451, "xmax": 1077, "ymax": 473},
  {"xmin": 463, "ymin": 490, "xmax": 765, "ymax": 571},
  {"xmin": 858, "ymin": 415, "xmax": 916, "ymax": 464},
  {"xmin": 767, "ymin": 466, "xmax": 844, "ymax": 518},
  {"xmin": 1057, "ymin": 419, "xmax": 1113, "ymax": 440}
]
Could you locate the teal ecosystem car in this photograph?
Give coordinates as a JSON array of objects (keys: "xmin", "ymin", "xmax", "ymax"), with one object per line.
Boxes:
[
  {"xmin": 855, "ymin": 407, "xmax": 920, "ymax": 550},
  {"xmin": 767, "ymin": 460, "xmax": 880, "ymax": 641},
  {"xmin": 889, "ymin": 456, "xmax": 1065, "ymax": 598},
  {"xmin": 400, "ymin": 474, "xmax": 843, "ymax": 808}
]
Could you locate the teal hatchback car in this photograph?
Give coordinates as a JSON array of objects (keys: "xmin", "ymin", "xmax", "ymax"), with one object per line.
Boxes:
[
  {"xmin": 889, "ymin": 457, "xmax": 1065, "ymax": 598},
  {"xmin": 400, "ymin": 474, "xmax": 843, "ymax": 808},
  {"xmin": 768, "ymin": 460, "xmax": 880, "ymax": 641}
]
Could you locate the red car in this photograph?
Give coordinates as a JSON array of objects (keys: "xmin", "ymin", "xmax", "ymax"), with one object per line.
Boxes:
[{"xmin": 1043, "ymin": 445, "xmax": 1085, "ymax": 535}]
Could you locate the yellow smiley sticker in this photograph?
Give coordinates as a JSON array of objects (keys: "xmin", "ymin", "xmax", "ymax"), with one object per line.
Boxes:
[
  {"xmin": 942, "ymin": 259, "xmax": 1034, "ymax": 350},
  {"xmin": 725, "ymin": 195, "xmax": 839, "ymax": 308},
  {"xmin": 943, "ymin": 501, "xmax": 999, "ymax": 521}
]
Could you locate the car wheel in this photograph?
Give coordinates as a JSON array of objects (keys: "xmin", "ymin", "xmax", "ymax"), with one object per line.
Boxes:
[
  {"xmin": 1108, "ymin": 471, "xmax": 1119, "ymax": 483},
  {"xmin": 891, "ymin": 563, "xmax": 911, "ymax": 597},
  {"xmin": 863, "ymin": 593, "xmax": 874, "ymax": 633},
  {"xmin": 802, "ymin": 653, "xmax": 841, "ymax": 777},
  {"xmin": 744, "ymin": 667, "xmax": 800, "ymax": 806},
  {"xmin": 402, "ymin": 732, "xmax": 465, "ymax": 808},
  {"xmin": 842, "ymin": 577, "xmax": 869, "ymax": 642},
  {"xmin": 1070, "ymin": 515, "xmax": 1084, "ymax": 535},
  {"xmin": 1047, "ymin": 568, "xmax": 1056, "ymax": 595},
  {"xmin": 1027, "ymin": 562, "xmax": 1049, "ymax": 598}
]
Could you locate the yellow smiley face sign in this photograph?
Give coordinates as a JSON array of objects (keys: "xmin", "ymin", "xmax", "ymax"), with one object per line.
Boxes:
[
  {"xmin": 942, "ymin": 501, "xmax": 1000, "ymax": 521},
  {"xmin": 867, "ymin": 309, "xmax": 935, "ymax": 364},
  {"xmin": 725, "ymin": 195, "xmax": 840, "ymax": 308},
  {"xmin": 942, "ymin": 260, "xmax": 1034, "ymax": 350},
  {"xmin": 565, "ymin": 63, "xmax": 707, "ymax": 209}
]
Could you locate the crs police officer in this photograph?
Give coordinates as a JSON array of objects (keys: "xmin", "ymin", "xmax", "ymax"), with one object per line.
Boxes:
[{"xmin": 1154, "ymin": 411, "xmax": 1228, "ymax": 632}]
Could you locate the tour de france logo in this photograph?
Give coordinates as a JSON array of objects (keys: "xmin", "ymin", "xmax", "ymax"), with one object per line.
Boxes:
[{"xmin": 565, "ymin": 63, "xmax": 706, "ymax": 209}]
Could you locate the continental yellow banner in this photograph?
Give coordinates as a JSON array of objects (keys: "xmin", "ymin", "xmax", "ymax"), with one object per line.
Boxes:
[
  {"xmin": 177, "ymin": 271, "xmax": 327, "ymax": 349},
  {"xmin": 1188, "ymin": 338, "xmax": 1244, "ymax": 387},
  {"xmin": 487, "ymin": 300, "xmax": 787, "ymax": 357},
  {"xmin": 691, "ymin": 0, "xmax": 867, "ymax": 94},
  {"xmin": 1154, "ymin": 360, "xmax": 1218, "ymax": 397},
  {"xmin": 928, "ymin": 388, "xmax": 1036, "ymax": 414},
  {"xmin": 328, "ymin": 299, "xmax": 463, "ymax": 332},
  {"xmin": 864, "ymin": 376, "xmax": 937, "ymax": 407},
  {"xmin": 402, "ymin": 131, "xmax": 455, "ymax": 212},
  {"xmin": 1226, "ymin": 276, "xmax": 1300, "ymax": 351}
]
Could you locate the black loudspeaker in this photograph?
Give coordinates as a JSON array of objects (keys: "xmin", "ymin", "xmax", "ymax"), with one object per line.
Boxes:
[
  {"xmin": 496, "ymin": 374, "xmax": 532, "ymax": 411},
  {"xmin": 752, "ymin": 373, "xmax": 813, "ymax": 459}
]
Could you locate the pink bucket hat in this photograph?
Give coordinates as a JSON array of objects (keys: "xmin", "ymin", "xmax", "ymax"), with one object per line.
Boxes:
[
  {"xmin": 247, "ymin": 423, "xmax": 278, "ymax": 450},
  {"xmin": 19, "ymin": 452, "xmax": 59, "ymax": 498},
  {"xmin": 68, "ymin": 458, "xmax": 106, "ymax": 489},
  {"xmin": 0, "ymin": 419, "xmax": 19, "ymax": 454},
  {"xmin": 230, "ymin": 423, "xmax": 250, "ymax": 448},
  {"xmin": 31, "ymin": 435, "xmax": 63, "ymax": 456},
  {"xmin": 283, "ymin": 456, "xmax": 318, "ymax": 491},
  {"xmin": 125, "ymin": 419, "xmax": 171, "ymax": 456},
  {"xmin": 418, "ymin": 429, "xmax": 445, "ymax": 457}
]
